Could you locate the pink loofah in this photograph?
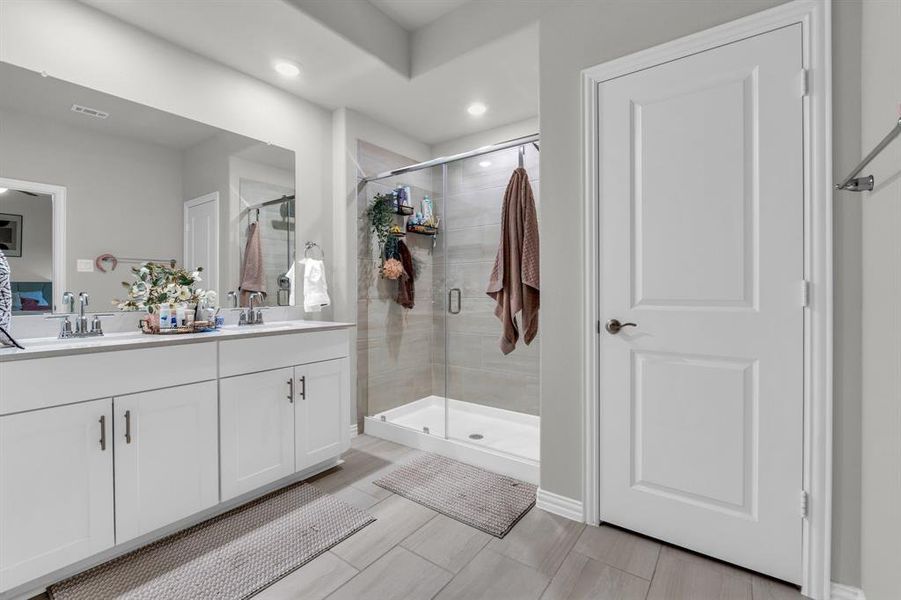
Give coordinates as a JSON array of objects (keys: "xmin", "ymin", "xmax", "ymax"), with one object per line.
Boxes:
[{"xmin": 382, "ymin": 258, "xmax": 404, "ymax": 280}]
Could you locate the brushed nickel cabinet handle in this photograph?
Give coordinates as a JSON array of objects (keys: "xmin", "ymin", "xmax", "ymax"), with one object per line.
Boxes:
[
  {"xmin": 124, "ymin": 410, "xmax": 132, "ymax": 444},
  {"xmin": 299, "ymin": 376, "xmax": 306, "ymax": 400},
  {"xmin": 287, "ymin": 378, "xmax": 294, "ymax": 403},
  {"xmin": 99, "ymin": 415, "xmax": 107, "ymax": 451}
]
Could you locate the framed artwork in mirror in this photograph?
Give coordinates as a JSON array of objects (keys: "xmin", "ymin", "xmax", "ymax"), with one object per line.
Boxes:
[{"xmin": 0, "ymin": 214, "xmax": 23, "ymax": 257}]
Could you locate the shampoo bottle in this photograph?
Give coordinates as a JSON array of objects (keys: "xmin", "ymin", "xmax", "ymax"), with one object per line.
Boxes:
[{"xmin": 158, "ymin": 305, "xmax": 170, "ymax": 329}]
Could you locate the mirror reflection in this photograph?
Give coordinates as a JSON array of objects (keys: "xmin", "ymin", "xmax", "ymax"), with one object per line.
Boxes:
[
  {"xmin": 0, "ymin": 190, "xmax": 52, "ymax": 314},
  {"xmin": 0, "ymin": 62, "xmax": 296, "ymax": 313}
]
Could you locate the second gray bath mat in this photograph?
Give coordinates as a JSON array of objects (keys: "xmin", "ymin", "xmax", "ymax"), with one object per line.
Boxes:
[{"xmin": 374, "ymin": 453, "xmax": 536, "ymax": 537}]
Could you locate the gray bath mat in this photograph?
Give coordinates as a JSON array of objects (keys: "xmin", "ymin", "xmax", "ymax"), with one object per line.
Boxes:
[
  {"xmin": 48, "ymin": 483, "xmax": 374, "ymax": 600},
  {"xmin": 373, "ymin": 453, "xmax": 536, "ymax": 537}
]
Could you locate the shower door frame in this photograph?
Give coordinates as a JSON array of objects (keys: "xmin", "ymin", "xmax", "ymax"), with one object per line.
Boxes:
[{"xmin": 360, "ymin": 135, "xmax": 541, "ymax": 483}]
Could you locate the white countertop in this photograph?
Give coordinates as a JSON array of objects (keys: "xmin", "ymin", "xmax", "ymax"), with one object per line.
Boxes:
[{"xmin": 0, "ymin": 320, "xmax": 355, "ymax": 362}]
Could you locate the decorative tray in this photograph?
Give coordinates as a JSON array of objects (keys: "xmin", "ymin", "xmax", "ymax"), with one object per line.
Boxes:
[{"xmin": 140, "ymin": 320, "xmax": 217, "ymax": 335}]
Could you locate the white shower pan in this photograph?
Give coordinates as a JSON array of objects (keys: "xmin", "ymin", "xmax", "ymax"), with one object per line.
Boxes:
[{"xmin": 364, "ymin": 395, "xmax": 539, "ymax": 484}]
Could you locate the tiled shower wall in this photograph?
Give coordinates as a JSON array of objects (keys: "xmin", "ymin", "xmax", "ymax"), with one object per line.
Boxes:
[
  {"xmin": 434, "ymin": 146, "xmax": 540, "ymax": 416},
  {"xmin": 358, "ymin": 140, "xmax": 540, "ymax": 423},
  {"xmin": 357, "ymin": 141, "xmax": 438, "ymax": 422}
]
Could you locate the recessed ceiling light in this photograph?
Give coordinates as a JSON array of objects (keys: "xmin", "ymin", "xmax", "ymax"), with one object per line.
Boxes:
[
  {"xmin": 467, "ymin": 102, "xmax": 487, "ymax": 116},
  {"xmin": 479, "ymin": 160, "xmax": 492, "ymax": 168},
  {"xmin": 274, "ymin": 61, "xmax": 301, "ymax": 78}
]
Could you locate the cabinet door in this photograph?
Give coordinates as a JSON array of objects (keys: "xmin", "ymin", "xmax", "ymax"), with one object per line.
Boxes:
[
  {"xmin": 220, "ymin": 368, "xmax": 295, "ymax": 501},
  {"xmin": 295, "ymin": 358, "xmax": 348, "ymax": 470},
  {"xmin": 114, "ymin": 381, "xmax": 218, "ymax": 543},
  {"xmin": 0, "ymin": 399, "xmax": 114, "ymax": 593}
]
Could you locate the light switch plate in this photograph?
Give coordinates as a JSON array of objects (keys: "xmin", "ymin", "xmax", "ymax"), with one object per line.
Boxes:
[{"xmin": 76, "ymin": 259, "xmax": 94, "ymax": 272}]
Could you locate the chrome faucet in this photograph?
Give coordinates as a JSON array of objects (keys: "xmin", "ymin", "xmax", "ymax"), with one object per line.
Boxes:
[
  {"xmin": 226, "ymin": 290, "xmax": 238, "ymax": 309},
  {"xmin": 248, "ymin": 292, "xmax": 264, "ymax": 325},
  {"xmin": 47, "ymin": 291, "xmax": 113, "ymax": 339},
  {"xmin": 76, "ymin": 292, "xmax": 90, "ymax": 335}
]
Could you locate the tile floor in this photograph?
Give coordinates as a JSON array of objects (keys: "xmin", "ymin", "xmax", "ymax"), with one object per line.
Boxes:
[
  {"xmin": 261, "ymin": 435, "xmax": 807, "ymax": 600},
  {"xmin": 34, "ymin": 434, "xmax": 809, "ymax": 600}
]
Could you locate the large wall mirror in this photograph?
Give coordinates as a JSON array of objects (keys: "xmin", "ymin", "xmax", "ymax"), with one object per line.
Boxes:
[{"xmin": 0, "ymin": 62, "xmax": 296, "ymax": 314}]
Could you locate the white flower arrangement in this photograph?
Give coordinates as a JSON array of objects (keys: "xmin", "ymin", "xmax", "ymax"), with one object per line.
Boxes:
[{"xmin": 116, "ymin": 263, "xmax": 216, "ymax": 313}]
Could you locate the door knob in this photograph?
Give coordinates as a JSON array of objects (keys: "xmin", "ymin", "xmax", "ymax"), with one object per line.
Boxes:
[{"xmin": 605, "ymin": 319, "xmax": 637, "ymax": 334}]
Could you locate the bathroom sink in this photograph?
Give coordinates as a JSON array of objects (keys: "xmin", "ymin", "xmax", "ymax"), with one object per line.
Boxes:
[
  {"xmin": 218, "ymin": 320, "xmax": 328, "ymax": 333},
  {"xmin": 15, "ymin": 331, "xmax": 147, "ymax": 350}
]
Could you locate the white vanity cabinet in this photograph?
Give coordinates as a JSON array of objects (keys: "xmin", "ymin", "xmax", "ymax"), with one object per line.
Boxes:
[
  {"xmin": 114, "ymin": 381, "xmax": 219, "ymax": 543},
  {"xmin": 220, "ymin": 368, "xmax": 296, "ymax": 500},
  {"xmin": 0, "ymin": 399, "xmax": 115, "ymax": 592},
  {"xmin": 219, "ymin": 358, "xmax": 350, "ymax": 501},
  {"xmin": 0, "ymin": 324, "xmax": 352, "ymax": 597}
]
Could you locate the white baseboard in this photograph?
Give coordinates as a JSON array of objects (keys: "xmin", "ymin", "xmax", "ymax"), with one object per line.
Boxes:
[
  {"xmin": 349, "ymin": 423, "xmax": 359, "ymax": 438},
  {"xmin": 831, "ymin": 583, "xmax": 865, "ymax": 600},
  {"xmin": 536, "ymin": 488, "xmax": 584, "ymax": 522}
]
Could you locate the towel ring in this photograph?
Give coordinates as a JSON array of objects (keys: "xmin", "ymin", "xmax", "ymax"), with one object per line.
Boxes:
[{"xmin": 304, "ymin": 241, "xmax": 324, "ymax": 259}]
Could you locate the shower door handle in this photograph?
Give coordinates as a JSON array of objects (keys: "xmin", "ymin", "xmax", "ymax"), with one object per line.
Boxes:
[{"xmin": 448, "ymin": 288, "xmax": 462, "ymax": 314}]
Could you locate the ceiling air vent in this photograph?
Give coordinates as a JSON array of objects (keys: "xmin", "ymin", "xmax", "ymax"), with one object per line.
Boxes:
[{"xmin": 70, "ymin": 104, "xmax": 110, "ymax": 119}]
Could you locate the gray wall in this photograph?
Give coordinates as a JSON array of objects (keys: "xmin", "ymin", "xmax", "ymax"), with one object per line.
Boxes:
[
  {"xmin": 830, "ymin": 0, "xmax": 863, "ymax": 586},
  {"xmin": 538, "ymin": 0, "xmax": 864, "ymax": 588},
  {"xmin": 860, "ymin": 2, "xmax": 901, "ymax": 599}
]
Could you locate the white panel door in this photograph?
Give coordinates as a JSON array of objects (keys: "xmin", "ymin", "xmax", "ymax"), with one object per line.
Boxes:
[
  {"xmin": 295, "ymin": 358, "xmax": 348, "ymax": 470},
  {"xmin": 114, "ymin": 381, "xmax": 219, "ymax": 543},
  {"xmin": 220, "ymin": 368, "xmax": 295, "ymax": 500},
  {"xmin": 0, "ymin": 399, "xmax": 114, "ymax": 592},
  {"xmin": 184, "ymin": 192, "xmax": 219, "ymax": 295},
  {"xmin": 597, "ymin": 25, "xmax": 804, "ymax": 583}
]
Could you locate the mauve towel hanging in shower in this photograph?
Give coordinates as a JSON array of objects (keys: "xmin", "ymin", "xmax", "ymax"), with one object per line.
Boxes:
[
  {"xmin": 396, "ymin": 240, "xmax": 415, "ymax": 309},
  {"xmin": 486, "ymin": 167, "xmax": 539, "ymax": 354}
]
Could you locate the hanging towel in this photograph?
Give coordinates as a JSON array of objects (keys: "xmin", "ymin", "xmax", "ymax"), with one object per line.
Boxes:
[
  {"xmin": 396, "ymin": 240, "xmax": 415, "ymax": 309},
  {"xmin": 239, "ymin": 221, "xmax": 266, "ymax": 305},
  {"xmin": 486, "ymin": 167, "xmax": 540, "ymax": 355},
  {"xmin": 284, "ymin": 261, "xmax": 296, "ymax": 306},
  {"xmin": 301, "ymin": 258, "xmax": 331, "ymax": 313}
]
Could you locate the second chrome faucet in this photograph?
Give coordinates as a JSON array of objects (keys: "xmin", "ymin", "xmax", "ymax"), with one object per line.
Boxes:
[
  {"xmin": 227, "ymin": 290, "xmax": 265, "ymax": 326},
  {"xmin": 50, "ymin": 291, "xmax": 113, "ymax": 338}
]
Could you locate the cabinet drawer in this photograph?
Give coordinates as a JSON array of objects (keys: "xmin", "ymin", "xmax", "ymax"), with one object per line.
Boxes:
[
  {"xmin": 0, "ymin": 343, "xmax": 217, "ymax": 415},
  {"xmin": 219, "ymin": 330, "xmax": 349, "ymax": 377}
]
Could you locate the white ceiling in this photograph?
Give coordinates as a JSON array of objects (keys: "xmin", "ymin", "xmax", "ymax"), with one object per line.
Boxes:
[
  {"xmin": 78, "ymin": 0, "xmax": 538, "ymax": 145},
  {"xmin": 368, "ymin": 0, "xmax": 471, "ymax": 31}
]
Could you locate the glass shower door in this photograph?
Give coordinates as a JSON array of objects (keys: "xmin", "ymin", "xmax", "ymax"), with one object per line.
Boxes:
[
  {"xmin": 358, "ymin": 159, "xmax": 446, "ymax": 437},
  {"xmin": 443, "ymin": 145, "xmax": 541, "ymax": 462}
]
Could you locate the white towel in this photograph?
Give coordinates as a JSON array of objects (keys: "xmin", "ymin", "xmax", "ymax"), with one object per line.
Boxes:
[
  {"xmin": 301, "ymin": 258, "xmax": 330, "ymax": 313},
  {"xmin": 285, "ymin": 261, "xmax": 296, "ymax": 306}
]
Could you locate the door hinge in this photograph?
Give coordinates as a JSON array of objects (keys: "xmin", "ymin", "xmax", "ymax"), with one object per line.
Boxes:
[
  {"xmin": 801, "ymin": 279, "xmax": 810, "ymax": 308},
  {"xmin": 800, "ymin": 490, "xmax": 809, "ymax": 518},
  {"xmin": 597, "ymin": 320, "xmax": 601, "ymax": 334},
  {"xmin": 798, "ymin": 68, "xmax": 809, "ymax": 97}
]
